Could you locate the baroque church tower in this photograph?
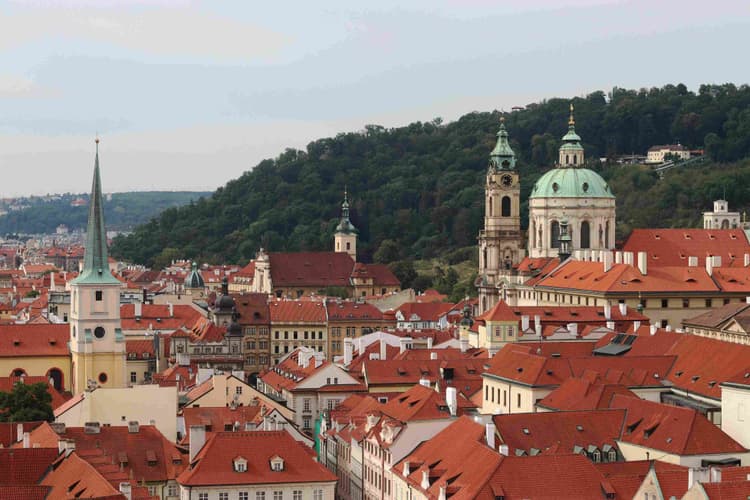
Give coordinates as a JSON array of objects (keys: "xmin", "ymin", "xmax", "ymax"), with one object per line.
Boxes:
[
  {"xmin": 69, "ymin": 139, "xmax": 126, "ymax": 394},
  {"xmin": 477, "ymin": 118, "xmax": 524, "ymax": 314},
  {"xmin": 334, "ymin": 190, "xmax": 358, "ymax": 260}
]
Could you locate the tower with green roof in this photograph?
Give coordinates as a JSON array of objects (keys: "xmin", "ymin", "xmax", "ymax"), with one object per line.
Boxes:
[
  {"xmin": 69, "ymin": 139, "xmax": 126, "ymax": 394},
  {"xmin": 477, "ymin": 117, "xmax": 525, "ymax": 314},
  {"xmin": 527, "ymin": 104, "xmax": 616, "ymax": 259},
  {"xmin": 334, "ymin": 189, "xmax": 358, "ymax": 260}
]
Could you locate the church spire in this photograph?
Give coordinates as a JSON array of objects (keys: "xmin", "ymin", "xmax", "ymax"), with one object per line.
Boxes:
[
  {"xmin": 558, "ymin": 101, "xmax": 584, "ymax": 167},
  {"xmin": 73, "ymin": 138, "xmax": 120, "ymax": 285},
  {"xmin": 335, "ymin": 188, "xmax": 357, "ymax": 235},
  {"xmin": 489, "ymin": 116, "xmax": 516, "ymax": 171}
]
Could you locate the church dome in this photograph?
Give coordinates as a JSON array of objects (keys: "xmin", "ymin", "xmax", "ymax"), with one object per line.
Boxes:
[
  {"xmin": 185, "ymin": 262, "xmax": 205, "ymax": 288},
  {"xmin": 530, "ymin": 167, "xmax": 614, "ymax": 199}
]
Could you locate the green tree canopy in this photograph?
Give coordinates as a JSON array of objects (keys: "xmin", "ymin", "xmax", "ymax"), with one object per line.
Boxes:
[{"xmin": 0, "ymin": 382, "xmax": 54, "ymax": 422}]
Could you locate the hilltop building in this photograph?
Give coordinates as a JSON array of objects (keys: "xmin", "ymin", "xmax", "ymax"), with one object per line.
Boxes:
[{"xmin": 703, "ymin": 199, "xmax": 742, "ymax": 229}]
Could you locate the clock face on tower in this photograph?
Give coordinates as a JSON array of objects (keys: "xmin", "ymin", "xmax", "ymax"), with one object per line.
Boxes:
[{"xmin": 501, "ymin": 174, "xmax": 513, "ymax": 187}]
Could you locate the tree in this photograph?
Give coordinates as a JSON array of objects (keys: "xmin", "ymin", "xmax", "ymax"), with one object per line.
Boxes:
[
  {"xmin": 0, "ymin": 382, "xmax": 54, "ymax": 422},
  {"xmin": 389, "ymin": 260, "xmax": 417, "ymax": 289},
  {"xmin": 373, "ymin": 239, "xmax": 401, "ymax": 264}
]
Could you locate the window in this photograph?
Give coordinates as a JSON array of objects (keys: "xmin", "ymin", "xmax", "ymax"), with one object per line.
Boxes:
[
  {"xmin": 219, "ymin": 493, "xmax": 229, "ymax": 500},
  {"xmin": 95, "ymin": 290, "xmax": 103, "ymax": 301},
  {"xmin": 314, "ymin": 490, "xmax": 323, "ymax": 500},
  {"xmin": 682, "ymin": 298, "xmax": 690, "ymax": 308},
  {"xmin": 198, "ymin": 494, "xmax": 208, "ymax": 500},
  {"xmin": 661, "ymin": 320, "xmax": 668, "ymax": 328},
  {"xmin": 239, "ymin": 493, "xmax": 249, "ymax": 500},
  {"xmin": 256, "ymin": 493, "xmax": 266, "ymax": 500},
  {"xmin": 130, "ymin": 372, "xmax": 137, "ymax": 383},
  {"xmin": 705, "ymin": 298, "xmax": 712, "ymax": 308},
  {"xmin": 304, "ymin": 398, "xmax": 311, "ymax": 412},
  {"xmin": 293, "ymin": 491, "xmax": 302, "ymax": 500},
  {"xmin": 236, "ymin": 386, "xmax": 243, "ymax": 395},
  {"xmin": 303, "ymin": 417, "xmax": 311, "ymax": 429},
  {"xmin": 661, "ymin": 299, "xmax": 668, "ymax": 308},
  {"xmin": 94, "ymin": 326, "xmax": 105, "ymax": 339},
  {"xmin": 607, "ymin": 449, "xmax": 617, "ymax": 462},
  {"xmin": 551, "ymin": 221, "xmax": 560, "ymax": 249},
  {"xmin": 517, "ymin": 393, "xmax": 521, "ymax": 408},
  {"xmin": 167, "ymin": 484, "xmax": 178, "ymax": 496},
  {"xmin": 273, "ymin": 491, "xmax": 283, "ymax": 500},
  {"xmin": 501, "ymin": 196, "xmax": 511, "ymax": 217},
  {"xmin": 580, "ymin": 221, "xmax": 591, "ymax": 249},
  {"xmin": 724, "ymin": 298, "xmax": 731, "ymax": 305}
]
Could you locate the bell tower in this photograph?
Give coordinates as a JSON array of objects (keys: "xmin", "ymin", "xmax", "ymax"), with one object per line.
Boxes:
[
  {"xmin": 69, "ymin": 139, "xmax": 126, "ymax": 394},
  {"xmin": 477, "ymin": 117, "xmax": 524, "ymax": 314},
  {"xmin": 334, "ymin": 189, "xmax": 358, "ymax": 260}
]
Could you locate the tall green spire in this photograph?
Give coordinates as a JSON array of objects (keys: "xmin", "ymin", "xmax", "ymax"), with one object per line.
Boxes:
[
  {"xmin": 72, "ymin": 139, "xmax": 120, "ymax": 285},
  {"xmin": 561, "ymin": 103, "xmax": 582, "ymax": 144},
  {"xmin": 489, "ymin": 116, "xmax": 516, "ymax": 170},
  {"xmin": 335, "ymin": 188, "xmax": 358, "ymax": 234}
]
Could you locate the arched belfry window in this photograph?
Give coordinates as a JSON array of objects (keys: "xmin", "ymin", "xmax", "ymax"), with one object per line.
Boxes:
[
  {"xmin": 551, "ymin": 221, "xmax": 560, "ymax": 249},
  {"xmin": 489, "ymin": 197, "xmax": 493, "ymax": 216},
  {"xmin": 573, "ymin": 154, "xmax": 577, "ymax": 165},
  {"xmin": 531, "ymin": 220, "xmax": 536, "ymax": 248},
  {"xmin": 580, "ymin": 221, "xmax": 590, "ymax": 249},
  {"xmin": 605, "ymin": 221, "xmax": 611, "ymax": 248},
  {"xmin": 501, "ymin": 196, "xmax": 511, "ymax": 217}
]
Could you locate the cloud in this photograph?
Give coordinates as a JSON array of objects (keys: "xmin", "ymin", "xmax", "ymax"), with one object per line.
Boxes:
[
  {"xmin": 0, "ymin": 74, "xmax": 58, "ymax": 98},
  {"xmin": 0, "ymin": 6, "xmax": 289, "ymax": 62}
]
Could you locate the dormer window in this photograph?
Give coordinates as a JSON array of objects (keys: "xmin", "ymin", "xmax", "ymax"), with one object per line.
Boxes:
[
  {"xmin": 270, "ymin": 456, "xmax": 284, "ymax": 472},
  {"xmin": 234, "ymin": 456, "xmax": 248, "ymax": 472}
]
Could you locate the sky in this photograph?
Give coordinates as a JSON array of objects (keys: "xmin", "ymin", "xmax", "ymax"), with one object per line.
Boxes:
[{"xmin": 0, "ymin": 0, "xmax": 748, "ymax": 197}]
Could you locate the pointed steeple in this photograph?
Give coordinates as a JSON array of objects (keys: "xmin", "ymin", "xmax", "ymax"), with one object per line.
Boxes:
[
  {"xmin": 335, "ymin": 188, "xmax": 358, "ymax": 235},
  {"xmin": 558, "ymin": 102, "xmax": 584, "ymax": 167},
  {"xmin": 73, "ymin": 138, "xmax": 120, "ymax": 285},
  {"xmin": 489, "ymin": 116, "xmax": 516, "ymax": 171}
]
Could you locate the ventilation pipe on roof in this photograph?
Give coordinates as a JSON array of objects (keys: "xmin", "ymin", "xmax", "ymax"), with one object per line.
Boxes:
[
  {"xmin": 745, "ymin": 254, "xmax": 750, "ymax": 267},
  {"xmin": 168, "ymin": 302, "xmax": 174, "ymax": 318},
  {"xmin": 688, "ymin": 256, "xmax": 698, "ymax": 267},
  {"xmin": 134, "ymin": 301, "xmax": 142, "ymax": 318},
  {"xmin": 403, "ymin": 461, "xmax": 410, "ymax": 476},
  {"xmin": 421, "ymin": 470, "xmax": 430, "ymax": 490},
  {"xmin": 633, "ymin": 321, "xmax": 641, "ymax": 331},
  {"xmin": 603, "ymin": 304, "xmax": 611, "ymax": 321},
  {"xmin": 419, "ymin": 378, "xmax": 431, "ymax": 388},
  {"xmin": 22, "ymin": 431, "xmax": 30, "ymax": 449},
  {"xmin": 189, "ymin": 425, "xmax": 206, "ymax": 461},
  {"xmin": 119, "ymin": 483, "xmax": 132, "ymax": 500},
  {"xmin": 637, "ymin": 252, "xmax": 648, "ymax": 276},
  {"xmin": 615, "ymin": 251, "xmax": 623, "ymax": 264},
  {"xmin": 427, "ymin": 337, "xmax": 433, "ymax": 349},
  {"xmin": 534, "ymin": 315, "xmax": 541, "ymax": 336},
  {"xmin": 521, "ymin": 315, "xmax": 530, "ymax": 331},
  {"xmin": 499, "ymin": 444, "xmax": 509, "ymax": 456},
  {"xmin": 343, "ymin": 338, "xmax": 354, "ymax": 366},
  {"xmin": 618, "ymin": 303, "xmax": 628, "ymax": 316},
  {"xmin": 665, "ymin": 325, "xmax": 672, "ymax": 332},
  {"xmin": 485, "ymin": 422, "xmax": 496, "ymax": 450},
  {"xmin": 650, "ymin": 324, "xmax": 658, "ymax": 336},
  {"xmin": 15, "ymin": 423, "xmax": 22, "ymax": 442},
  {"xmin": 430, "ymin": 352, "xmax": 438, "ymax": 360},
  {"xmin": 446, "ymin": 387, "xmax": 457, "ymax": 417},
  {"xmin": 602, "ymin": 251, "xmax": 613, "ymax": 273},
  {"xmin": 623, "ymin": 252, "xmax": 634, "ymax": 266},
  {"xmin": 380, "ymin": 338, "xmax": 387, "ymax": 361}
]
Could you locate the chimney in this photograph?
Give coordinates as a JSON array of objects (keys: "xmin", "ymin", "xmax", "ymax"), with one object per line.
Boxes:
[
  {"xmin": 379, "ymin": 338, "xmax": 387, "ymax": 361},
  {"xmin": 50, "ymin": 422, "xmax": 66, "ymax": 434},
  {"xmin": 430, "ymin": 352, "xmax": 437, "ymax": 360},
  {"xmin": 127, "ymin": 421, "xmax": 139, "ymax": 433},
  {"xmin": 633, "ymin": 320, "xmax": 641, "ymax": 331},
  {"xmin": 688, "ymin": 468, "xmax": 696, "ymax": 490},
  {"xmin": 650, "ymin": 324, "xmax": 658, "ymax": 336},
  {"xmin": 421, "ymin": 470, "xmax": 430, "ymax": 490},
  {"xmin": 119, "ymin": 482, "xmax": 132, "ymax": 500},
  {"xmin": 22, "ymin": 431, "xmax": 30, "ymax": 449},
  {"xmin": 459, "ymin": 338, "xmax": 469, "ymax": 353},
  {"xmin": 666, "ymin": 325, "xmax": 672, "ymax": 332},
  {"xmin": 521, "ymin": 315, "xmax": 530, "ymax": 331},
  {"xmin": 745, "ymin": 254, "xmax": 750, "ymax": 267},
  {"xmin": 419, "ymin": 378, "xmax": 431, "ymax": 388},
  {"xmin": 623, "ymin": 252, "xmax": 634, "ymax": 266},
  {"xmin": 606, "ymin": 320, "xmax": 615, "ymax": 330},
  {"xmin": 15, "ymin": 423, "xmax": 23, "ymax": 442},
  {"xmin": 618, "ymin": 303, "xmax": 627, "ymax": 316},
  {"xmin": 134, "ymin": 301, "xmax": 142, "ymax": 318},
  {"xmin": 534, "ymin": 315, "xmax": 542, "ymax": 337},
  {"xmin": 168, "ymin": 302, "xmax": 174, "ymax": 317},
  {"xmin": 485, "ymin": 422, "xmax": 496, "ymax": 450},
  {"xmin": 499, "ymin": 444, "xmax": 509, "ymax": 456},
  {"xmin": 603, "ymin": 251, "xmax": 613, "ymax": 273},
  {"xmin": 399, "ymin": 338, "xmax": 409, "ymax": 354},
  {"xmin": 58, "ymin": 439, "xmax": 75, "ymax": 456},
  {"xmin": 603, "ymin": 304, "xmax": 611, "ymax": 320},
  {"xmin": 84, "ymin": 422, "xmax": 101, "ymax": 434},
  {"xmin": 189, "ymin": 425, "xmax": 206, "ymax": 461},
  {"xmin": 438, "ymin": 483, "xmax": 447, "ymax": 500},
  {"xmin": 614, "ymin": 251, "xmax": 623, "ymax": 264},
  {"xmin": 343, "ymin": 338, "xmax": 354, "ymax": 366},
  {"xmin": 706, "ymin": 255, "xmax": 721, "ymax": 276},
  {"xmin": 142, "ymin": 287, "xmax": 148, "ymax": 304},
  {"xmin": 711, "ymin": 467, "xmax": 722, "ymax": 483},
  {"xmin": 403, "ymin": 461, "xmax": 410, "ymax": 476},
  {"xmin": 688, "ymin": 256, "xmax": 698, "ymax": 267},
  {"xmin": 637, "ymin": 252, "xmax": 648, "ymax": 275},
  {"xmin": 427, "ymin": 337, "xmax": 433, "ymax": 349},
  {"xmin": 445, "ymin": 387, "xmax": 457, "ymax": 417},
  {"xmin": 567, "ymin": 323, "xmax": 578, "ymax": 337},
  {"xmin": 746, "ymin": 296, "xmax": 750, "ymax": 304}
]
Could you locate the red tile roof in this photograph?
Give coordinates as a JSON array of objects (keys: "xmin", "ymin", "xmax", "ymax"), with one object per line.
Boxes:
[
  {"xmin": 125, "ymin": 339, "xmax": 155, "ymax": 360},
  {"xmin": 595, "ymin": 460, "xmax": 689, "ymax": 500},
  {"xmin": 0, "ymin": 324, "xmax": 69, "ymax": 357},
  {"xmin": 178, "ymin": 431, "xmax": 336, "ymax": 486},
  {"xmin": 493, "ymin": 409, "xmax": 625, "ymax": 457},
  {"xmin": 120, "ymin": 303, "xmax": 203, "ymax": 331},
  {"xmin": 0, "ymin": 422, "xmax": 43, "ymax": 448},
  {"xmin": 0, "ymin": 447, "xmax": 60, "ymax": 485},
  {"xmin": 40, "ymin": 452, "xmax": 123, "ymax": 499},
  {"xmin": 269, "ymin": 251, "xmax": 354, "ymax": 288},
  {"xmin": 612, "ymin": 395, "xmax": 747, "ymax": 455},
  {"xmin": 721, "ymin": 465, "xmax": 750, "ymax": 482},
  {"xmin": 476, "ymin": 300, "xmax": 517, "ymax": 322},
  {"xmin": 396, "ymin": 302, "xmax": 454, "ymax": 322},
  {"xmin": 622, "ymin": 228, "xmax": 750, "ymax": 268},
  {"xmin": 351, "ymin": 263, "xmax": 400, "ymax": 286},
  {"xmin": 698, "ymin": 479, "xmax": 750, "ymax": 499},
  {"xmin": 231, "ymin": 292, "xmax": 271, "ymax": 325},
  {"xmin": 268, "ymin": 299, "xmax": 326, "ymax": 323},
  {"xmin": 537, "ymin": 376, "xmax": 638, "ymax": 411},
  {"xmin": 326, "ymin": 300, "xmax": 384, "ymax": 321},
  {"xmin": 0, "ymin": 485, "xmax": 51, "ymax": 500},
  {"xmin": 377, "ymin": 384, "xmax": 475, "ymax": 421},
  {"xmin": 180, "ymin": 405, "xmax": 266, "ymax": 445}
]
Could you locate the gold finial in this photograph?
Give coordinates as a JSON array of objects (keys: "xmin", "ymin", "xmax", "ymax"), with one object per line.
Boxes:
[
  {"xmin": 568, "ymin": 103, "xmax": 575, "ymax": 126},
  {"xmin": 500, "ymin": 116, "xmax": 505, "ymax": 124}
]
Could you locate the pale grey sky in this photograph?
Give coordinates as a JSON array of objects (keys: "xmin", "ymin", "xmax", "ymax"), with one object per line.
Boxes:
[{"xmin": 0, "ymin": 0, "xmax": 748, "ymax": 196}]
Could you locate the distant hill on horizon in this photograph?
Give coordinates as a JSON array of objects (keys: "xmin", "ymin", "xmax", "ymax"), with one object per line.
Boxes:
[{"xmin": 0, "ymin": 191, "xmax": 211, "ymax": 235}]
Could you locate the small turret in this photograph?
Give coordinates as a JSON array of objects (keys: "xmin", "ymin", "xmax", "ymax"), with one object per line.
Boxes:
[
  {"xmin": 334, "ymin": 189, "xmax": 358, "ymax": 260},
  {"xmin": 488, "ymin": 117, "xmax": 516, "ymax": 171}
]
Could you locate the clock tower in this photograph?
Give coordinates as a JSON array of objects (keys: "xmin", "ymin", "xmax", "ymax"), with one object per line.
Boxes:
[
  {"xmin": 477, "ymin": 118, "xmax": 524, "ymax": 314},
  {"xmin": 69, "ymin": 139, "xmax": 126, "ymax": 394}
]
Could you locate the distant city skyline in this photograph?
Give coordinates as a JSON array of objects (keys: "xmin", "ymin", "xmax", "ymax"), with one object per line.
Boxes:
[{"xmin": 0, "ymin": 0, "xmax": 748, "ymax": 196}]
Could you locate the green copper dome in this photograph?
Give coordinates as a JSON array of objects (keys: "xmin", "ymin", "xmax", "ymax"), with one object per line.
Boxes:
[
  {"xmin": 335, "ymin": 190, "xmax": 358, "ymax": 234},
  {"xmin": 185, "ymin": 261, "xmax": 205, "ymax": 288},
  {"xmin": 488, "ymin": 118, "xmax": 516, "ymax": 170},
  {"xmin": 530, "ymin": 167, "xmax": 614, "ymax": 199}
]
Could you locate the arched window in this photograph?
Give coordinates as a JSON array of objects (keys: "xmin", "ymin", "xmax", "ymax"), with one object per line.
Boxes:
[
  {"xmin": 551, "ymin": 221, "xmax": 560, "ymax": 249},
  {"xmin": 488, "ymin": 196, "xmax": 493, "ymax": 216},
  {"xmin": 605, "ymin": 221, "xmax": 611, "ymax": 248},
  {"xmin": 573, "ymin": 154, "xmax": 577, "ymax": 165},
  {"xmin": 483, "ymin": 247, "xmax": 488, "ymax": 270},
  {"xmin": 565, "ymin": 154, "xmax": 570, "ymax": 164},
  {"xmin": 722, "ymin": 219, "xmax": 730, "ymax": 229},
  {"xmin": 47, "ymin": 368, "xmax": 64, "ymax": 391},
  {"xmin": 501, "ymin": 196, "xmax": 511, "ymax": 217},
  {"xmin": 531, "ymin": 220, "xmax": 536, "ymax": 248},
  {"xmin": 580, "ymin": 221, "xmax": 591, "ymax": 249}
]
